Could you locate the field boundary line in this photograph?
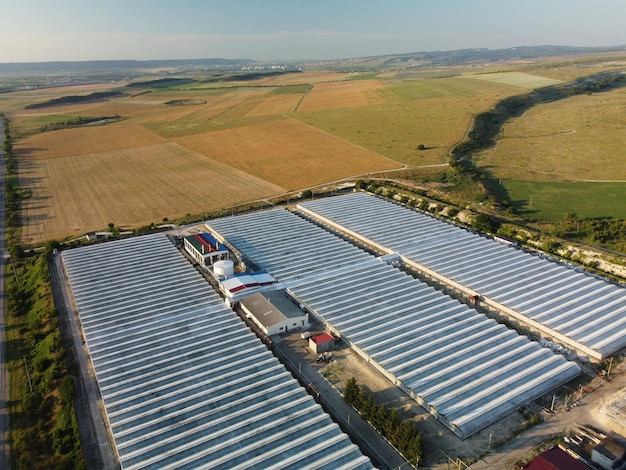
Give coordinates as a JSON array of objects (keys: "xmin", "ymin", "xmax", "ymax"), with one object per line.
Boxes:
[{"xmin": 281, "ymin": 114, "xmax": 407, "ymax": 169}]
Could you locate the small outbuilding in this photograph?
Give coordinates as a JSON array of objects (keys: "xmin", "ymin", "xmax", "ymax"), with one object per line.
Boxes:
[
  {"xmin": 592, "ymin": 438, "xmax": 626, "ymax": 470},
  {"xmin": 309, "ymin": 333, "xmax": 335, "ymax": 354},
  {"xmin": 240, "ymin": 290, "xmax": 309, "ymax": 336}
]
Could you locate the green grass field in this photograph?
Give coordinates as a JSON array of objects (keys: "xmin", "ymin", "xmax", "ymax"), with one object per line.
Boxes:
[
  {"xmin": 503, "ymin": 180, "xmax": 626, "ymax": 220},
  {"xmin": 461, "ymin": 71, "xmax": 563, "ymax": 89},
  {"xmin": 293, "ymin": 77, "xmax": 525, "ymax": 166}
]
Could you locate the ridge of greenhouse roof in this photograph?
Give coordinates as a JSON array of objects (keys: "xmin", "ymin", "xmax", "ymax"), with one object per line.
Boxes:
[{"xmin": 61, "ymin": 233, "xmax": 374, "ymax": 469}]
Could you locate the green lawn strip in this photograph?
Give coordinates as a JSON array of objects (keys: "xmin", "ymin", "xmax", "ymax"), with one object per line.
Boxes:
[
  {"xmin": 6, "ymin": 253, "xmax": 85, "ymax": 469},
  {"xmin": 503, "ymin": 180, "xmax": 626, "ymax": 220}
]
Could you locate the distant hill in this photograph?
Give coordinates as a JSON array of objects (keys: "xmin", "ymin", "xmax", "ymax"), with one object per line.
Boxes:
[
  {"xmin": 378, "ymin": 45, "xmax": 626, "ymax": 67},
  {"xmin": 298, "ymin": 45, "xmax": 626, "ymax": 71},
  {"xmin": 1, "ymin": 45, "xmax": 625, "ymax": 79},
  {"xmin": 0, "ymin": 58, "xmax": 256, "ymax": 74}
]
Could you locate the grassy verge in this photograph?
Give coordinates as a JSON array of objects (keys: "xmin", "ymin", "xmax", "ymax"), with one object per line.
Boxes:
[
  {"xmin": 3, "ymin": 115, "xmax": 85, "ymax": 469},
  {"xmin": 6, "ymin": 251, "xmax": 84, "ymax": 469}
]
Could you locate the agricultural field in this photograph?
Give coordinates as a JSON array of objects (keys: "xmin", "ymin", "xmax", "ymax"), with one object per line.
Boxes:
[
  {"xmin": 502, "ymin": 180, "xmax": 626, "ymax": 220},
  {"xmin": 3, "ymin": 56, "xmax": 626, "ymax": 243},
  {"xmin": 18, "ymin": 142, "xmax": 285, "ymax": 244},
  {"xmin": 15, "ymin": 123, "xmax": 166, "ymax": 158},
  {"xmin": 293, "ymin": 76, "xmax": 526, "ymax": 165},
  {"xmin": 476, "ymin": 86, "xmax": 626, "ymax": 220},
  {"xmin": 3, "ymin": 72, "xmax": 425, "ymax": 243},
  {"xmin": 297, "ymin": 79, "xmax": 391, "ymax": 111},
  {"xmin": 175, "ymin": 118, "xmax": 402, "ymax": 189},
  {"xmin": 461, "ymin": 71, "xmax": 563, "ymax": 89}
]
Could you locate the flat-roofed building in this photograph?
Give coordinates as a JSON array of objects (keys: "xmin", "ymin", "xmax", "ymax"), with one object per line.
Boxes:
[
  {"xmin": 240, "ymin": 290, "xmax": 309, "ymax": 336},
  {"xmin": 184, "ymin": 232, "xmax": 229, "ymax": 267}
]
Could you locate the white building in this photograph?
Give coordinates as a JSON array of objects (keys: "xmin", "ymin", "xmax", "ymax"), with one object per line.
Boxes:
[
  {"xmin": 240, "ymin": 290, "xmax": 309, "ymax": 336},
  {"xmin": 183, "ymin": 232, "xmax": 229, "ymax": 267}
]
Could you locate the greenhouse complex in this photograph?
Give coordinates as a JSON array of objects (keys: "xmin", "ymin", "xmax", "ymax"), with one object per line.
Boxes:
[
  {"xmin": 206, "ymin": 207, "xmax": 581, "ymax": 438},
  {"xmin": 297, "ymin": 192, "xmax": 626, "ymax": 361},
  {"xmin": 60, "ymin": 188, "xmax": 626, "ymax": 460},
  {"xmin": 61, "ymin": 234, "xmax": 374, "ymax": 470}
]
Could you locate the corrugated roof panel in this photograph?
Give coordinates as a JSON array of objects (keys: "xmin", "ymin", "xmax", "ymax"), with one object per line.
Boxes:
[
  {"xmin": 62, "ymin": 233, "xmax": 374, "ymax": 469},
  {"xmin": 208, "ymin": 209, "xmax": 580, "ymax": 438},
  {"xmin": 299, "ymin": 192, "xmax": 626, "ymax": 359}
]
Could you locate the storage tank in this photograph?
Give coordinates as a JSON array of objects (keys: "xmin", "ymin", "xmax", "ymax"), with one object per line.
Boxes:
[{"xmin": 213, "ymin": 259, "xmax": 234, "ymax": 278}]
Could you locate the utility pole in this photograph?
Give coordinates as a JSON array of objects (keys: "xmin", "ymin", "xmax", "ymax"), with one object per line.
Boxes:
[{"xmin": 23, "ymin": 357, "xmax": 33, "ymax": 393}]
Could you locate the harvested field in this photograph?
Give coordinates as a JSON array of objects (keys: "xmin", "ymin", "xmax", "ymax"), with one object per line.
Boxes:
[
  {"xmin": 176, "ymin": 118, "xmax": 403, "ymax": 189},
  {"xmin": 298, "ymin": 79, "xmax": 391, "ymax": 111},
  {"xmin": 81, "ymin": 101, "xmax": 163, "ymax": 118},
  {"xmin": 140, "ymin": 88, "xmax": 276, "ymax": 136},
  {"xmin": 190, "ymin": 71, "xmax": 352, "ymax": 88},
  {"xmin": 15, "ymin": 123, "xmax": 166, "ymax": 159},
  {"xmin": 18, "ymin": 142, "xmax": 285, "ymax": 243},
  {"xmin": 244, "ymin": 93, "xmax": 303, "ymax": 116}
]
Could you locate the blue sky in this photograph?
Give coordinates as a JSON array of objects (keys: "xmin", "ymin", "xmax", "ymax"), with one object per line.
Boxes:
[{"xmin": 2, "ymin": 0, "xmax": 625, "ymax": 63}]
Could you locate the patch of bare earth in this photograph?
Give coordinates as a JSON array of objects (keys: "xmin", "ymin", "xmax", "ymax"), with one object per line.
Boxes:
[{"xmin": 319, "ymin": 339, "xmax": 530, "ymax": 469}]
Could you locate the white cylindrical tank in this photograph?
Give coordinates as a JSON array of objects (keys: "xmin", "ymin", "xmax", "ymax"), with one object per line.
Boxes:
[{"xmin": 214, "ymin": 259, "xmax": 234, "ymax": 277}]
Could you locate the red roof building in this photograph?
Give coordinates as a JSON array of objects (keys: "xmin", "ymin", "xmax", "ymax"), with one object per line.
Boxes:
[
  {"xmin": 524, "ymin": 446, "xmax": 592, "ymax": 470},
  {"xmin": 309, "ymin": 333, "xmax": 335, "ymax": 354}
]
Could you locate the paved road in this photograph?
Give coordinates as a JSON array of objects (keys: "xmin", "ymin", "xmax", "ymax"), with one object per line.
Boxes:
[{"xmin": 0, "ymin": 119, "xmax": 10, "ymax": 470}]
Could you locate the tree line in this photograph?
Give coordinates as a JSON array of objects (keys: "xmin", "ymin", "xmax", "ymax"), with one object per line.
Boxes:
[
  {"xmin": 343, "ymin": 377, "xmax": 423, "ymax": 466},
  {"xmin": 2, "ymin": 114, "xmax": 85, "ymax": 468},
  {"xmin": 24, "ymin": 91, "xmax": 122, "ymax": 109}
]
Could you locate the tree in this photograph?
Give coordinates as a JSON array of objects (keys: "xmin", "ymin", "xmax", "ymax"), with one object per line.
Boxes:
[
  {"xmin": 473, "ymin": 213, "xmax": 499, "ymax": 233},
  {"xmin": 343, "ymin": 377, "xmax": 360, "ymax": 406}
]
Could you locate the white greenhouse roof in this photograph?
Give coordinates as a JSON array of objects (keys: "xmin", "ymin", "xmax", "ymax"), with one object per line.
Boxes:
[
  {"xmin": 62, "ymin": 233, "xmax": 373, "ymax": 470},
  {"xmin": 297, "ymin": 192, "xmax": 626, "ymax": 360},
  {"xmin": 206, "ymin": 211, "xmax": 580, "ymax": 438}
]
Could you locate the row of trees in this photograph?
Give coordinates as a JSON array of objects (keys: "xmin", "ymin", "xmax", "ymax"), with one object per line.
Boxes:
[
  {"xmin": 343, "ymin": 377, "xmax": 423, "ymax": 466},
  {"xmin": 2, "ymin": 114, "xmax": 85, "ymax": 468},
  {"xmin": 3, "ymin": 114, "xmax": 23, "ymax": 255}
]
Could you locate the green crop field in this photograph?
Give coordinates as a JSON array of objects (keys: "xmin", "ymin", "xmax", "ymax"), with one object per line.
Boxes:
[{"xmin": 503, "ymin": 180, "xmax": 626, "ymax": 220}]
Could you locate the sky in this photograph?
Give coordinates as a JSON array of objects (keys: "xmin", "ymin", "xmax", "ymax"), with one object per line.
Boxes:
[{"xmin": 2, "ymin": 0, "xmax": 626, "ymax": 63}]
